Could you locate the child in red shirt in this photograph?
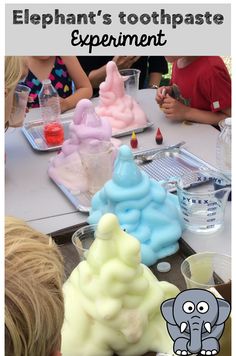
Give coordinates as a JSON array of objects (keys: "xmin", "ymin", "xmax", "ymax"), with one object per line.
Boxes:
[{"xmin": 156, "ymin": 56, "xmax": 231, "ymax": 125}]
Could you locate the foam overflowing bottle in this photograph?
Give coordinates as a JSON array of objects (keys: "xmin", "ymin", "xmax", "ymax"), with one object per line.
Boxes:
[{"xmin": 39, "ymin": 79, "xmax": 64, "ymax": 145}]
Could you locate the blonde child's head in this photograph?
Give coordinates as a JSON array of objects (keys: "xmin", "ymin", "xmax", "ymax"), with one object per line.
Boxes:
[
  {"xmin": 5, "ymin": 216, "xmax": 65, "ymax": 356},
  {"xmin": 5, "ymin": 56, "xmax": 23, "ymax": 94},
  {"xmin": 5, "ymin": 56, "xmax": 28, "ymax": 128},
  {"xmin": 5, "ymin": 56, "xmax": 24, "ymax": 127}
]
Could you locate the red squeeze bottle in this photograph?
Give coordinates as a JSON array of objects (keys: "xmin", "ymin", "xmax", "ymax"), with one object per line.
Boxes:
[
  {"xmin": 130, "ymin": 131, "xmax": 138, "ymax": 148},
  {"xmin": 156, "ymin": 128, "xmax": 163, "ymax": 145}
]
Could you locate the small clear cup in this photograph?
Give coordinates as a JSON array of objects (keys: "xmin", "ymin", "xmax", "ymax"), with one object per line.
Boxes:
[
  {"xmin": 72, "ymin": 224, "xmax": 97, "ymax": 261},
  {"xmin": 9, "ymin": 84, "xmax": 30, "ymax": 127},
  {"xmin": 181, "ymin": 252, "xmax": 231, "ymax": 290},
  {"xmin": 119, "ymin": 68, "xmax": 140, "ymax": 99}
]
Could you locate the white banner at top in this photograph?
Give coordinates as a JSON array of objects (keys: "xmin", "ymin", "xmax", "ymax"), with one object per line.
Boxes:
[{"xmin": 5, "ymin": 3, "xmax": 231, "ymax": 55}]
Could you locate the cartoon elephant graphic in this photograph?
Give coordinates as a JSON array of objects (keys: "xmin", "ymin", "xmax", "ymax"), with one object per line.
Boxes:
[{"xmin": 161, "ymin": 289, "xmax": 231, "ymax": 355}]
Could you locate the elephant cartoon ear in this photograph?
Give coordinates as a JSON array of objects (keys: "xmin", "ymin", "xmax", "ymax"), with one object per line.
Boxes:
[
  {"xmin": 161, "ymin": 298, "xmax": 175, "ymax": 325},
  {"xmin": 216, "ymin": 299, "xmax": 231, "ymax": 325}
]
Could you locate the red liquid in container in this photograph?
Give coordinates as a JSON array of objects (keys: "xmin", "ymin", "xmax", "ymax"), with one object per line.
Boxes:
[
  {"xmin": 130, "ymin": 131, "xmax": 138, "ymax": 149},
  {"xmin": 155, "ymin": 128, "xmax": 163, "ymax": 145},
  {"xmin": 44, "ymin": 122, "xmax": 64, "ymax": 145}
]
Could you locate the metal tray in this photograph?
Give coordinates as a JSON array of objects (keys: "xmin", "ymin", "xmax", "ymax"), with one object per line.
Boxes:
[
  {"xmin": 51, "ymin": 147, "xmax": 216, "ymax": 213},
  {"xmin": 22, "ymin": 113, "xmax": 153, "ymax": 151},
  {"xmin": 22, "ymin": 112, "xmax": 73, "ymax": 152},
  {"xmin": 134, "ymin": 147, "xmax": 216, "ymax": 189},
  {"xmin": 54, "ymin": 183, "xmax": 91, "ymax": 213}
]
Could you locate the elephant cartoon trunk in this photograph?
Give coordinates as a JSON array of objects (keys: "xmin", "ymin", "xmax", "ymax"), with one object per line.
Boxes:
[{"xmin": 186, "ymin": 318, "xmax": 204, "ymax": 354}]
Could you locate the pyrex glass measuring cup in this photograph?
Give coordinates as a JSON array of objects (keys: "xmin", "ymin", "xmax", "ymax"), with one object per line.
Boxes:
[{"xmin": 176, "ymin": 169, "xmax": 231, "ymax": 234}]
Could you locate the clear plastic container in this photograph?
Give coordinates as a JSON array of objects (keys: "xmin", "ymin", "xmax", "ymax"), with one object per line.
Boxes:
[
  {"xmin": 181, "ymin": 252, "xmax": 231, "ymax": 289},
  {"xmin": 119, "ymin": 68, "xmax": 141, "ymax": 99},
  {"xmin": 216, "ymin": 118, "xmax": 231, "ymax": 177},
  {"xmin": 38, "ymin": 79, "xmax": 64, "ymax": 145},
  {"xmin": 9, "ymin": 84, "xmax": 31, "ymax": 127},
  {"xmin": 72, "ymin": 224, "xmax": 97, "ymax": 261},
  {"xmin": 79, "ymin": 141, "xmax": 115, "ymax": 196}
]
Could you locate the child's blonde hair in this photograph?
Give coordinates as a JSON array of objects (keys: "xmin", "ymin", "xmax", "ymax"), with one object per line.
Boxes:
[
  {"xmin": 5, "ymin": 216, "xmax": 65, "ymax": 356},
  {"xmin": 5, "ymin": 56, "xmax": 23, "ymax": 95}
]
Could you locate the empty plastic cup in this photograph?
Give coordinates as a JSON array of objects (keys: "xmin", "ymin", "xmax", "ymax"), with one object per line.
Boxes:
[
  {"xmin": 9, "ymin": 84, "xmax": 30, "ymax": 127},
  {"xmin": 119, "ymin": 68, "xmax": 140, "ymax": 99},
  {"xmin": 72, "ymin": 224, "xmax": 97, "ymax": 261}
]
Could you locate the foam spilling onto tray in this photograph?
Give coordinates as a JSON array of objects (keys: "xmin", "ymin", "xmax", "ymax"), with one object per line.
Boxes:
[
  {"xmin": 48, "ymin": 99, "xmax": 114, "ymax": 193},
  {"xmin": 88, "ymin": 145, "xmax": 184, "ymax": 266},
  {"xmin": 95, "ymin": 61, "xmax": 148, "ymax": 133},
  {"xmin": 61, "ymin": 213, "xmax": 179, "ymax": 356}
]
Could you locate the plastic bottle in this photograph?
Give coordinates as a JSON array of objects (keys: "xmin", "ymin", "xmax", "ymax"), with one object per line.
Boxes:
[
  {"xmin": 38, "ymin": 79, "xmax": 64, "ymax": 145},
  {"xmin": 216, "ymin": 118, "xmax": 231, "ymax": 178}
]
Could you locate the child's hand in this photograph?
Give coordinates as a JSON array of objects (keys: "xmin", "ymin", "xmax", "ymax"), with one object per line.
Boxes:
[
  {"xmin": 162, "ymin": 94, "xmax": 189, "ymax": 121},
  {"xmin": 155, "ymin": 86, "xmax": 171, "ymax": 106},
  {"xmin": 113, "ymin": 56, "xmax": 140, "ymax": 69}
]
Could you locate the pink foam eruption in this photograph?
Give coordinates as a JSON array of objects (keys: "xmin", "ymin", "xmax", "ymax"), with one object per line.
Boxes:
[
  {"xmin": 96, "ymin": 61, "xmax": 147, "ymax": 132},
  {"xmin": 48, "ymin": 99, "xmax": 113, "ymax": 192},
  {"xmin": 61, "ymin": 99, "xmax": 112, "ymax": 157}
]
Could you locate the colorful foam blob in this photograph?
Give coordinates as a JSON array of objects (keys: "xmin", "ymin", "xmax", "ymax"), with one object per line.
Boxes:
[
  {"xmin": 62, "ymin": 213, "xmax": 179, "ymax": 355},
  {"xmin": 88, "ymin": 145, "xmax": 184, "ymax": 266},
  {"xmin": 48, "ymin": 99, "xmax": 113, "ymax": 193},
  {"xmin": 95, "ymin": 61, "xmax": 147, "ymax": 132}
]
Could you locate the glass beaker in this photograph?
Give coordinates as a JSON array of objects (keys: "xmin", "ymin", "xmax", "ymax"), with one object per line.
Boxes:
[
  {"xmin": 119, "ymin": 68, "xmax": 140, "ymax": 99},
  {"xmin": 176, "ymin": 169, "xmax": 231, "ymax": 234}
]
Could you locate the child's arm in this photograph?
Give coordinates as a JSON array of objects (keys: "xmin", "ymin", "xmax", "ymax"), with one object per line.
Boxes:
[
  {"xmin": 148, "ymin": 56, "xmax": 168, "ymax": 88},
  {"xmin": 162, "ymin": 94, "xmax": 230, "ymax": 125},
  {"xmin": 148, "ymin": 72, "xmax": 162, "ymax": 87},
  {"xmin": 60, "ymin": 56, "xmax": 93, "ymax": 113},
  {"xmin": 87, "ymin": 64, "xmax": 108, "ymax": 90}
]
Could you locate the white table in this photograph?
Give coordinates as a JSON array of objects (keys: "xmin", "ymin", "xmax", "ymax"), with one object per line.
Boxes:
[{"xmin": 5, "ymin": 89, "xmax": 231, "ymax": 255}]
